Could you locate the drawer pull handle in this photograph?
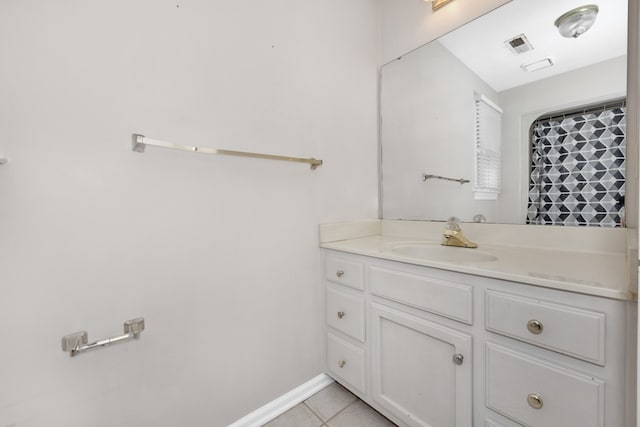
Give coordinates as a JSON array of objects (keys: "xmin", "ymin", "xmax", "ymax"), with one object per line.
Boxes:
[
  {"xmin": 452, "ymin": 353, "xmax": 464, "ymax": 365},
  {"xmin": 527, "ymin": 393, "xmax": 543, "ymax": 409},
  {"xmin": 527, "ymin": 320, "xmax": 544, "ymax": 335},
  {"xmin": 337, "ymin": 311, "xmax": 345, "ymax": 319},
  {"xmin": 336, "ymin": 270, "xmax": 345, "ymax": 278},
  {"xmin": 338, "ymin": 360, "xmax": 346, "ymax": 368}
]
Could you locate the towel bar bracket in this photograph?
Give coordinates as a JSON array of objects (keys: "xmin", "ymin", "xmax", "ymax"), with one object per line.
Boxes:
[{"xmin": 132, "ymin": 134, "xmax": 146, "ymax": 153}]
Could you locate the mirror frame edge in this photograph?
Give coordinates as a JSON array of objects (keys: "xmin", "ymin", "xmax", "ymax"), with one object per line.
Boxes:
[{"xmin": 626, "ymin": 0, "xmax": 639, "ymax": 298}]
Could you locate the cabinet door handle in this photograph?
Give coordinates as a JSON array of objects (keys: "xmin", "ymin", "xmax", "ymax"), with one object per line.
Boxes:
[
  {"xmin": 337, "ymin": 311, "xmax": 345, "ymax": 319},
  {"xmin": 338, "ymin": 360, "xmax": 346, "ymax": 368},
  {"xmin": 527, "ymin": 319, "xmax": 544, "ymax": 335},
  {"xmin": 336, "ymin": 270, "xmax": 345, "ymax": 278},
  {"xmin": 452, "ymin": 353, "xmax": 464, "ymax": 365},
  {"xmin": 527, "ymin": 393, "xmax": 543, "ymax": 409}
]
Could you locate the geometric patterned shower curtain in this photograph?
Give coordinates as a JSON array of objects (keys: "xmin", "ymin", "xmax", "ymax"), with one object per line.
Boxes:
[{"xmin": 526, "ymin": 100, "xmax": 626, "ymax": 227}]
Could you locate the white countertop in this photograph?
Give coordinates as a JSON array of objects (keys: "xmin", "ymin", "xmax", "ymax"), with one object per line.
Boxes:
[{"xmin": 319, "ymin": 220, "xmax": 635, "ymax": 301}]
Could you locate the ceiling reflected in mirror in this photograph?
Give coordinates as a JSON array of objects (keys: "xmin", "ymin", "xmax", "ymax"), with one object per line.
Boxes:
[{"xmin": 437, "ymin": 0, "xmax": 625, "ymax": 92}]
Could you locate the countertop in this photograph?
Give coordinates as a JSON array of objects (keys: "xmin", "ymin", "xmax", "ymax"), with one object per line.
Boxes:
[{"xmin": 319, "ymin": 220, "xmax": 634, "ymax": 300}]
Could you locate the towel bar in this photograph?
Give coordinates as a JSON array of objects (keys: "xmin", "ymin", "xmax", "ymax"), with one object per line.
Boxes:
[
  {"xmin": 422, "ymin": 173, "xmax": 469, "ymax": 185},
  {"xmin": 132, "ymin": 134, "xmax": 323, "ymax": 170}
]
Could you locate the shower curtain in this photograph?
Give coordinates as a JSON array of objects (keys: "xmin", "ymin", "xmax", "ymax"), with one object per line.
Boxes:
[{"xmin": 527, "ymin": 101, "xmax": 626, "ymax": 227}]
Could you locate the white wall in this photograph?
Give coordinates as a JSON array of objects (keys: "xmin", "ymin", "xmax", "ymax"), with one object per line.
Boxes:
[
  {"xmin": 0, "ymin": 1, "xmax": 379, "ymax": 426},
  {"xmin": 497, "ymin": 56, "xmax": 627, "ymax": 223},
  {"xmin": 381, "ymin": 41, "xmax": 500, "ymax": 222},
  {"xmin": 378, "ymin": 0, "xmax": 510, "ymax": 65}
]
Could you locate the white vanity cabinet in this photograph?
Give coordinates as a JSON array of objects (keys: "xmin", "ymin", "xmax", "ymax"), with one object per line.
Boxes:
[{"xmin": 321, "ymin": 249, "xmax": 635, "ymax": 427}]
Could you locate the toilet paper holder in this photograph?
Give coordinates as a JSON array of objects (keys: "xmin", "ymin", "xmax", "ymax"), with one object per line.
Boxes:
[{"xmin": 61, "ymin": 318, "xmax": 145, "ymax": 357}]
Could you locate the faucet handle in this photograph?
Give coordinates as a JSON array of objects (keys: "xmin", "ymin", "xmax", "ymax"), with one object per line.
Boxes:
[
  {"xmin": 445, "ymin": 216, "xmax": 461, "ymax": 231},
  {"xmin": 473, "ymin": 214, "xmax": 486, "ymax": 223}
]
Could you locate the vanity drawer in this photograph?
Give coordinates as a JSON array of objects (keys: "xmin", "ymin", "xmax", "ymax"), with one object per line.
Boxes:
[
  {"xmin": 325, "ymin": 255, "xmax": 364, "ymax": 290},
  {"xmin": 486, "ymin": 343, "xmax": 604, "ymax": 427},
  {"xmin": 485, "ymin": 290, "xmax": 605, "ymax": 365},
  {"xmin": 326, "ymin": 285, "xmax": 365, "ymax": 342},
  {"xmin": 326, "ymin": 332, "xmax": 366, "ymax": 394},
  {"xmin": 370, "ymin": 266, "xmax": 473, "ymax": 324}
]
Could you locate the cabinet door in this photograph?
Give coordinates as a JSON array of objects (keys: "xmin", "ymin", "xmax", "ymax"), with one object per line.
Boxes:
[{"xmin": 370, "ymin": 303, "xmax": 472, "ymax": 427}]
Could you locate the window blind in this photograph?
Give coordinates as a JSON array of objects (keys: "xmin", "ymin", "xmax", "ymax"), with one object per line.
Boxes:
[{"xmin": 474, "ymin": 93, "xmax": 503, "ymax": 200}]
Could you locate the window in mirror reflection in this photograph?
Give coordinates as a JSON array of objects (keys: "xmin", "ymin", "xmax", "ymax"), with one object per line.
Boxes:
[
  {"xmin": 527, "ymin": 99, "xmax": 626, "ymax": 227},
  {"xmin": 474, "ymin": 93, "xmax": 503, "ymax": 201}
]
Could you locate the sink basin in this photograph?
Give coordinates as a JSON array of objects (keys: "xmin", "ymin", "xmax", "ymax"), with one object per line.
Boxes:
[{"xmin": 390, "ymin": 244, "xmax": 498, "ymax": 263}]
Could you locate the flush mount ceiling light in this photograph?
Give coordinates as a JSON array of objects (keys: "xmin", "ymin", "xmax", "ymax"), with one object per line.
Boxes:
[
  {"xmin": 431, "ymin": 0, "xmax": 454, "ymax": 11},
  {"xmin": 554, "ymin": 4, "xmax": 599, "ymax": 38}
]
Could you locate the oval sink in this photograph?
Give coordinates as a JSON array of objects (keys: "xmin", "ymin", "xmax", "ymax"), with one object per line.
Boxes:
[{"xmin": 391, "ymin": 244, "xmax": 498, "ymax": 263}]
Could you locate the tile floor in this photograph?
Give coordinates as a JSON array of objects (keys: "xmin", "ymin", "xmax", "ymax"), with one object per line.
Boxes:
[{"xmin": 263, "ymin": 382, "xmax": 397, "ymax": 427}]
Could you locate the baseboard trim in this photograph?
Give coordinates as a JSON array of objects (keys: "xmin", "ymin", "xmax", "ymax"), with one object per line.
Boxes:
[{"xmin": 228, "ymin": 373, "xmax": 334, "ymax": 427}]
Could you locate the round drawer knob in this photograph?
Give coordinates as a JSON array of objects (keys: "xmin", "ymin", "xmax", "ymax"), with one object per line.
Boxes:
[
  {"xmin": 527, "ymin": 393, "xmax": 543, "ymax": 409},
  {"xmin": 338, "ymin": 360, "xmax": 346, "ymax": 368},
  {"xmin": 527, "ymin": 319, "xmax": 543, "ymax": 335},
  {"xmin": 337, "ymin": 311, "xmax": 345, "ymax": 319},
  {"xmin": 452, "ymin": 353, "xmax": 464, "ymax": 365},
  {"xmin": 336, "ymin": 270, "xmax": 345, "ymax": 278}
]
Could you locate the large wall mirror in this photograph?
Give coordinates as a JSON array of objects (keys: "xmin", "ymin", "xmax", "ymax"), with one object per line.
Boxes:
[{"xmin": 380, "ymin": 0, "xmax": 628, "ymax": 226}]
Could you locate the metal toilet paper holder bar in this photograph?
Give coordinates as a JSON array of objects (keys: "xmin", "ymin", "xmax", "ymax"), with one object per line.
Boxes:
[{"xmin": 61, "ymin": 318, "xmax": 145, "ymax": 357}]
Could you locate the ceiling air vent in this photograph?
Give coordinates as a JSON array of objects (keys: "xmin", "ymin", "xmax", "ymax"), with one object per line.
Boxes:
[
  {"xmin": 505, "ymin": 34, "xmax": 534, "ymax": 55},
  {"xmin": 521, "ymin": 58, "xmax": 554, "ymax": 72}
]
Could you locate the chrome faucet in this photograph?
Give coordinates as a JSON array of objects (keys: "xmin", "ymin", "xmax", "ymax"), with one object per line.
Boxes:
[{"xmin": 441, "ymin": 217, "xmax": 478, "ymax": 248}]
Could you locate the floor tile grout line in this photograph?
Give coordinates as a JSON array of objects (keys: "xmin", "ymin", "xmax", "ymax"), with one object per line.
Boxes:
[
  {"xmin": 302, "ymin": 383, "xmax": 356, "ymax": 424},
  {"xmin": 301, "ymin": 401, "xmax": 325, "ymax": 424},
  {"xmin": 321, "ymin": 399, "xmax": 359, "ymax": 425},
  {"xmin": 297, "ymin": 386, "xmax": 397, "ymax": 427}
]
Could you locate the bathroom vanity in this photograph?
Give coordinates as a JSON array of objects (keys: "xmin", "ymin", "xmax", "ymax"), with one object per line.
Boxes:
[{"xmin": 319, "ymin": 220, "xmax": 636, "ymax": 427}]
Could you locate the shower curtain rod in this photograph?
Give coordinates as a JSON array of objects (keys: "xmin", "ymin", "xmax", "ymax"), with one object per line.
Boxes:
[
  {"xmin": 131, "ymin": 134, "xmax": 323, "ymax": 170},
  {"xmin": 534, "ymin": 98, "xmax": 626, "ymax": 123}
]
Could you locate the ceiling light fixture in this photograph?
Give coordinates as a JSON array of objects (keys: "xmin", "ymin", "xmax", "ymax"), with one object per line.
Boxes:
[
  {"xmin": 554, "ymin": 4, "xmax": 599, "ymax": 38},
  {"xmin": 431, "ymin": 0, "xmax": 454, "ymax": 11}
]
